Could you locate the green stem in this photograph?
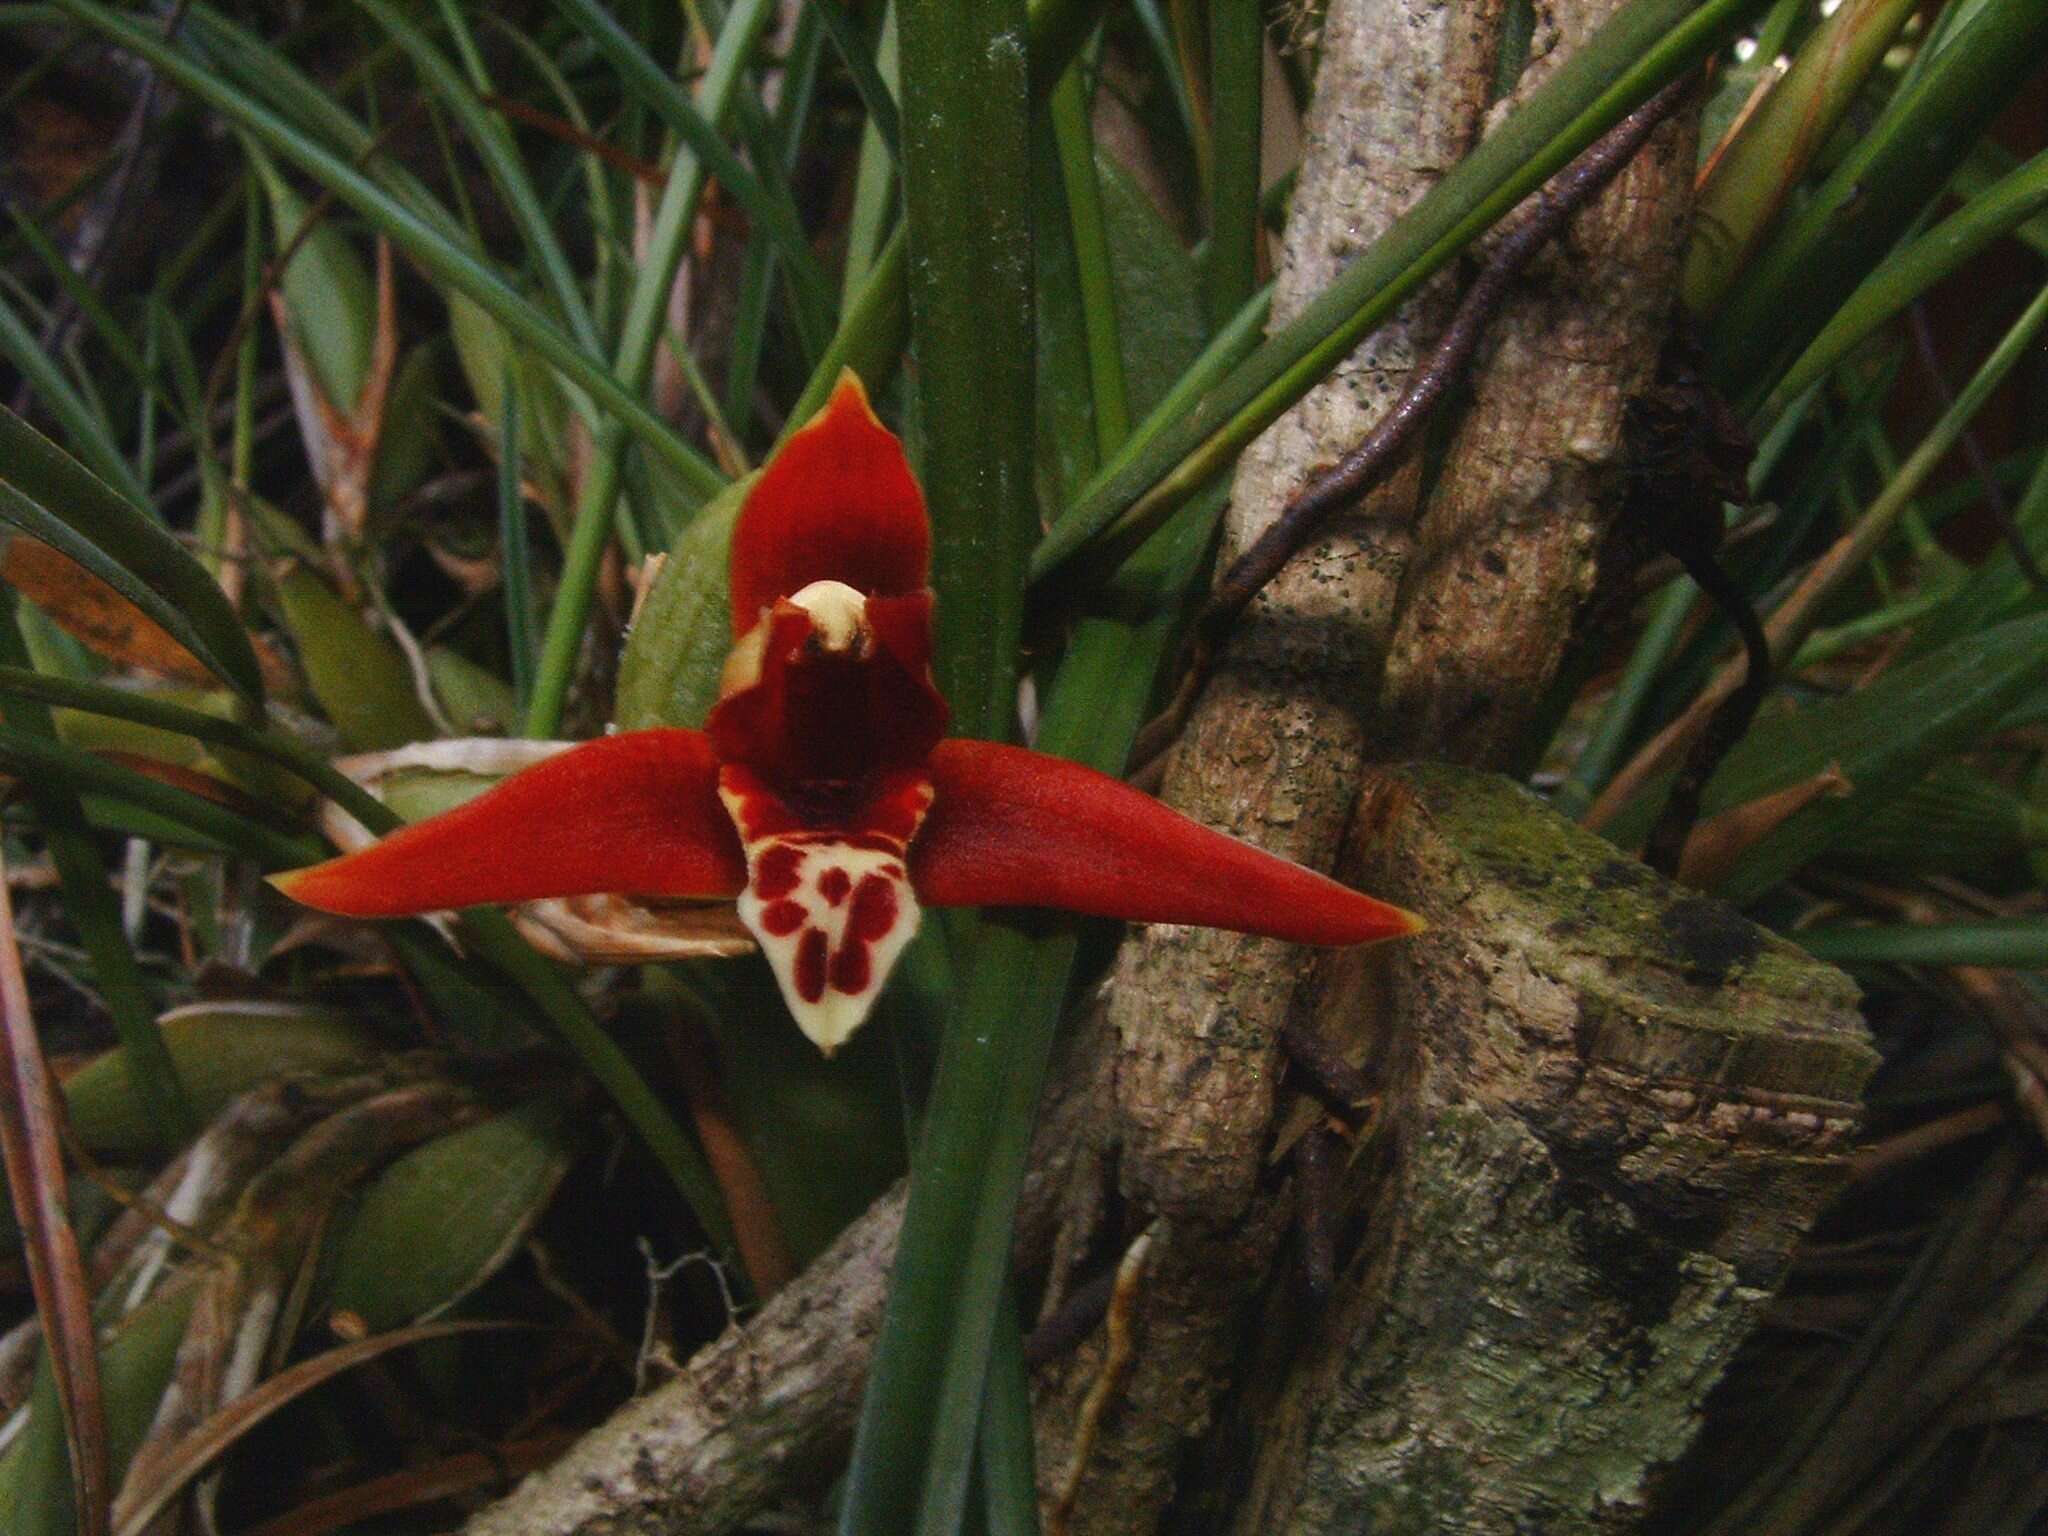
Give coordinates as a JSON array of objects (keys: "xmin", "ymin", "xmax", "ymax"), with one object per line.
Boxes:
[
  {"xmin": 1203, "ymin": 0, "xmax": 1261, "ymax": 327},
  {"xmin": 1795, "ymin": 918, "xmax": 2048, "ymax": 970},
  {"xmin": 1049, "ymin": 62, "xmax": 1130, "ymax": 459}
]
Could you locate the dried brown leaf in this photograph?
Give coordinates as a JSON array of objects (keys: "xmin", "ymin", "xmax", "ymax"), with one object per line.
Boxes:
[{"xmin": 0, "ymin": 844, "xmax": 110, "ymax": 1535}]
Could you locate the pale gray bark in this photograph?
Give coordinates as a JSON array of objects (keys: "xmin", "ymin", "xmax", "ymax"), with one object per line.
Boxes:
[
  {"xmin": 1218, "ymin": 763, "xmax": 1875, "ymax": 1532},
  {"xmin": 462, "ymin": 1187, "xmax": 902, "ymax": 1536},
  {"xmin": 1025, "ymin": 1, "xmax": 1506, "ymax": 1526},
  {"xmin": 1372, "ymin": 0, "xmax": 1701, "ymax": 765}
]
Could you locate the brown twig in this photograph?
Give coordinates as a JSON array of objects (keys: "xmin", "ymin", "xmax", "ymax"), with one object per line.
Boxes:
[
  {"xmin": 1024, "ymin": 1266, "xmax": 1118, "ymax": 1369},
  {"xmin": 1293, "ymin": 1123, "xmax": 1338, "ymax": 1300},
  {"xmin": 1277, "ymin": 1017, "xmax": 1374, "ymax": 1117},
  {"xmin": 1130, "ymin": 79, "xmax": 1695, "ymax": 768},
  {"xmin": 0, "ymin": 844, "xmax": 110, "ymax": 1535},
  {"xmin": 1047, "ymin": 1225, "xmax": 1158, "ymax": 1536}
]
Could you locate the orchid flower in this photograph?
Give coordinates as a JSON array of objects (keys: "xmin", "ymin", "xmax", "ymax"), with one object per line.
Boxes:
[{"xmin": 274, "ymin": 374, "xmax": 1419, "ymax": 1052}]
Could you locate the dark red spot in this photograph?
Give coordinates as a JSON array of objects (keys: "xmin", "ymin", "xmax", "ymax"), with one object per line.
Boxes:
[
  {"xmin": 881, "ymin": 863, "xmax": 905, "ymax": 881},
  {"xmin": 795, "ymin": 928, "xmax": 828, "ymax": 1004},
  {"xmin": 754, "ymin": 845, "xmax": 803, "ymax": 899},
  {"xmin": 760, "ymin": 899, "xmax": 806, "ymax": 936},
  {"xmin": 818, "ymin": 867, "xmax": 852, "ymax": 905},
  {"xmin": 830, "ymin": 939, "xmax": 872, "ymax": 995},
  {"xmin": 849, "ymin": 874, "xmax": 898, "ymax": 942}
]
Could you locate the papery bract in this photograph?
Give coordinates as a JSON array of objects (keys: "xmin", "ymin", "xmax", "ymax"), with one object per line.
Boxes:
[{"xmin": 275, "ymin": 373, "xmax": 1419, "ymax": 1052}]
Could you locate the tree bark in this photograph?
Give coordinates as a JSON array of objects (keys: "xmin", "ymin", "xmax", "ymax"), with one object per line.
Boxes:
[
  {"xmin": 1215, "ymin": 763, "xmax": 1875, "ymax": 1532},
  {"xmin": 1024, "ymin": 0, "xmax": 1504, "ymax": 1525},
  {"xmin": 462, "ymin": 1187, "xmax": 903, "ymax": 1536},
  {"xmin": 1371, "ymin": 0, "xmax": 1702, "ymax": 766}
]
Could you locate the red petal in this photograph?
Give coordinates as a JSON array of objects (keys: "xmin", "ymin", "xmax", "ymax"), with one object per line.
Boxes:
[
  {"xmin": 911, "ymin": 741, "xmax": 1422, "ymax": 946},
  {"xmin": 273, "ymin": 729, "xmax": 745, "ymax": 916},
  {"xmin": 707, "ymin": 593, "xmax": 948, "ymax": 791},
  {"xmin": 728, "ymin": 371, "xmax": 930, "ymax": 635}
]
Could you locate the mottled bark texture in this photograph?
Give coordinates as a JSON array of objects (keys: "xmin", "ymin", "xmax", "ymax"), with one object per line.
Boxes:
[
  {"xmin": 462, "ymin": 1186, "xmax": 903, "ymax": 1536},
  {"xmin": 1217, "ymin": 764, "xmax": 1874, "ymax": 1532},
  {"xmin": 1372, "ymin": 0, "xmax": 1701, "ymax": 765},
  {"xmin": 1031, "ymin": 0, "xmax": 1861, "ymax": 1530},
  {"xmin": 1025, "ymin": 0, "xmax": 1505, "ymax": 1525}
]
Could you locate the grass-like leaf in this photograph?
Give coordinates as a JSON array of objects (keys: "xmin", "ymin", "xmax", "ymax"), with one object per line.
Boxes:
[{"xmin": 0, "ymin": 405, "xmax": 265, "ymax": 706}]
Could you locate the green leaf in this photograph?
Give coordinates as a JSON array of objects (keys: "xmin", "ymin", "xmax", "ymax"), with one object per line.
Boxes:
[
  {"xmin": 613, "ymin": 471, "xmax": 752, "ymax": 731},
  {"xmin": 62, "ymin": 1005, "xmax": 385, "ymax": 1159},
  {"xmin": 899, "ymin": 0, "xmax": 1037, "ymax": 748},
  {"xmin": 1795, "ymin": 918, "xmax": 2048, "ymax": 970},
  {"xmin": 1030, "ymin": 0, "xmax": 1770, "ymax": 580},
  {"xmin": 0, "ymin": 1287, "xmax": 198, "ymax": 1536},
  {"xmin": 1204, "ymin": 0, "xmax": 1263, "ymax": 327},
  {"xmin": 1708, "ymin": 0, "xmax": 2048, "ymax": 402},
  {"xmin": 322, "ymin": 1097, "xmax": 577, "ymax": 1329},
  {"xmin": 1768, "ymin": 144, "xmax": 2048, "ymax": 411},
  {"xmin": 1707, "ymin": 612, "xmax": 2048, "ymax": 902},
  {"xmin": 251, "ymin": 143, "xmax": 378, "ymax": 412},
  {"xmin": 51, "ymin": 0, "xmax": 725, "ymax": 506},
  {"xmin": 272, "ymin": 565, "xmax": 438, "ymax": 751},
  {"xmin": 1682, "ymin": 0, "xmax": 1921, "ymax": 316},
  {"xmin": 0, "ymin": 404, "xmax": 266, "ymax": 706},
  {"xmin": 522, "ymin": 0, "xmax": 777, "ymax": 738},
  {"xmin": 1826, "ymin": 762, "xmax": 2048, "ymax": 875}
]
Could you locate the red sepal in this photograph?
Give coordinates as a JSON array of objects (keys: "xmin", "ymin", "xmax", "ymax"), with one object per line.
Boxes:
[
  {"xmin": 274, "ymin": 729, "xmax": 746, "ymax": 916},
  {"xmin": 911, "ymin": 741, "xmax": 1422, "ymax": 946},
  {"xmin": 727, "ymin": 371, "xmax": 929, "ymax": 634}
]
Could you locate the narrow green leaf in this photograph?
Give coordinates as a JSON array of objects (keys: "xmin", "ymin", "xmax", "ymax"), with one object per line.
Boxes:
[
  {"xmin": 1031, "ymin": 0, "xmax": 1771, "ymax": 581},
  {"xmin": 1709, "ymin": 612, "xmax": 2048, "ymax": 902},
  {"xmin": 1204, "ymin": 0, "xmax": 1262, "ymax": 327},
  {"xmin": 1709, "ymin": 0, "xmax": 2048, "ymax": 402},
  {"xmin": 499, "ymin": 369, "xmax": 537, "ymax": 710},
  {"xmin": 897, "ymin": 0, "xmax": 1036, "ymax": 745},
  {"xmin": 1769, "ymin": 145, "xmax": 2048, "ymax": 412},
  {"xmin": 357, "ymin": 0, "xmax": 602, "ymax": 355},
  {"xmin": 1903, "ymin": 447, "xmax": 2048, "ymax": 662},
  {"xmin": 1795, "ymin": 918, "xmax": 2048, "ymax": 970},
  {"xmin": 51, "ymin": 0, "xmax": 725, "ymax": 506},
  {"xmin": 0, "ymin": 404, "xmax": 265, "ymax": 706},
  {"xmin": 815, "ymin": 0, "xmax": 904, "ymax": 163},
  {"xmin": 524, "ymin": 0, "xmax": 777, "ymax": 737},
  {"xmin": 839, "ymin": 2, "xmax": 902, "ymax": 312},
  {"xmin": 549, "ymin": 0, "xmax": 837, "ymax": 344},
  {"xmin": 1682, "ymin": 0, "xmax": 1920, "ymax": 315},
  {"xmin": 0, "ymin": 721, "xmax": 314, "ymax": 867},
  {"xmin": 0, "ymin": 609, "xmax": 198, "ymax": 1150},
  {"xmin": 1048, "ymin": 68, "xmax": 1130, "ymax": 460},
  {"xmin": 0, "ymin": 285, "xmax": 152, "ymax": 511}
]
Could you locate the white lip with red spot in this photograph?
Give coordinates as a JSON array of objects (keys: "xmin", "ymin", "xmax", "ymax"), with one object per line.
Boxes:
[{"xmin": 718, "ymin": 774, "xmax": 933, "ymax": 1054}]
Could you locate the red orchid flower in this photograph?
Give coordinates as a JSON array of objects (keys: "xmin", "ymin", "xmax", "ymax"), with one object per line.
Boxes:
[{"xmin": 274, "ymin": 375, "xmax": 1419, "ymax": 1051}]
